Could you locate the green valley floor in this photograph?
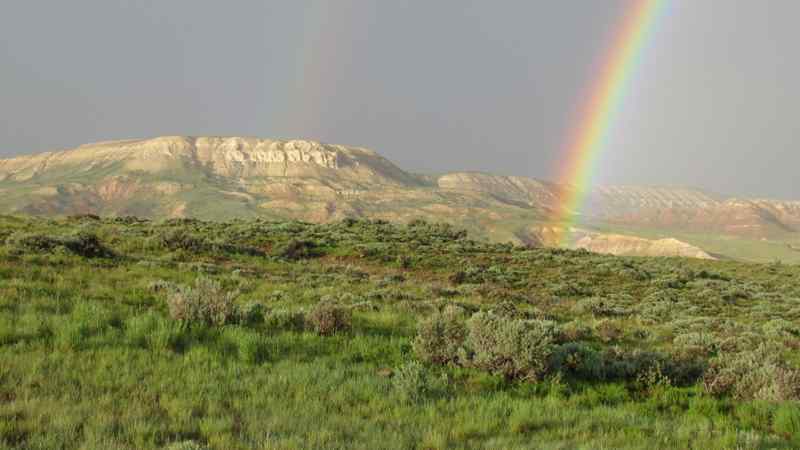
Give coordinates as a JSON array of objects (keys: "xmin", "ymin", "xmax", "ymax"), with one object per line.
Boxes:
[{"xmin": 0, "ymin": 216, "xmax": 798, "ymax": 449}]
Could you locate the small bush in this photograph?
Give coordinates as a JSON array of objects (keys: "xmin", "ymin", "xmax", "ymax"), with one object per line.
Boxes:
[
  {"xmin": 636, "ymin": 362, "xmax": 673, "ymax": 395},
  {"xmin": 491, "ymin": 301, "xmax": 524, "ymax": 319},
  {"xmin": 393, "ymin": 360, "xmax": 431, "ymax": 403},
  {"xmin": 397, "ymin": 255, "xmax": 413, "ymax": 269},
  {"xmin": 147, "ymin": 279, "xmax": 176, "ymax": 293},
  {"xmin": 157, "ymin": 229, "xmax": 208, "ymax": 253},
  {"xmin": 275, "ymin": 239, "xmax": 319, "ymax": 260},
  {"xmin": 599, "ymin": 347, "xmax": 699, "ymax": 385},
  {"xmin": 307, "ymin": 299, "xmax": 352, "ymax": 335},
  {"xmin": 594, "ymin": 319, "xmax": 623, "ymax": 343},
  {"xmin": 236, "ymin": 301, "xmax": 267, "ymax": 327},
  {"xmin": 549, "ymin": 343, "xmax": 604, "ymax": 379},
  {"xmin": 673, "ymin": 332, "xmax": 717, "ymax": 359},
  {"xmin": 167, "ymin": 277, "xmax": 239, "ymax": 326},
  {"xmin": 264, "ymin": 309, "xmax": 307, "ymax": 332},
  {"xmin": 557, "ymin": 321, "xmax": 592, "ymax": 342},
  {"xmin": 413, "ymin": 305, "xmax": 467, "ymax": 365},
  {"xmin": 462, "ymin": 312, "xmax": 554, "ymax": 381},
  {"xmin": 61, "ymin": 231, "xmax": 115, "ymax": 258},
  {"xmin": 448, "ymin": 270, "xmax": 468, "ymax": 285}
]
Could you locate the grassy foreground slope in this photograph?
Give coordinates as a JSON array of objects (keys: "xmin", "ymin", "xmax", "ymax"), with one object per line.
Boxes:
[{"xmin": 0, "ymin": 215, "xmax": 799, "ymax": 449}]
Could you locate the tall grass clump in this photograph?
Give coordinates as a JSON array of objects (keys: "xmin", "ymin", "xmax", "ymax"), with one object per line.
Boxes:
[
  {"xmin": 225, "ymin": 328, "xmax": 269, "ymax": 364},
  {"xmin": 55, "ymin": 302, "xmax": 117, "ymax": 350},
  {"xmin": 393, "ymin": 360, "xmax": 432, "ymax": 403},
  {"xmin": 773, "ymin": 403, "xmax": 800, "ymax": 438},
  {"xmin": 125, "ymin": 310, "xmax": 184, "ymax": 351}
]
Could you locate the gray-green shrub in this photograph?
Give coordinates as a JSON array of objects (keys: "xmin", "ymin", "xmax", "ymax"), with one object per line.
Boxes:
[
  {"xmin": 673, "ymin": 332, "xmax": 717, "ymax": 359},
  {"xmin": 549, "ymin": 342, "xmax": 604, "ymax": 379},
  {"xmin": 264, "ymin": 309, "xmax": 307, "ymax": 332},
  {"xmin": 236, "ymin": 301, "xmax": 267, "ymax": 327},
  {"xmin": 307, "ymin": 299, "xmax": 352, "ymax": 335},
  {"xmin": 167, "ymin": 277, "xmax": 239, "ymax": 326},
  {"xmin": 703, "ymin": 344, "xmax": 800, "ymax": 401},
  {"xmin": 462, "ymin": 312, "xmax": 554, "ymax": 381},
  {"xmin": 413, "ymin": 305, "xmax": 467, "ymax": 365}
]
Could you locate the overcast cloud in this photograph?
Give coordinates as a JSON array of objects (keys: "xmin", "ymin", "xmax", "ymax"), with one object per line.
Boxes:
[{"xmin": 0, "ymin": 1, "xmax": 797, "ymax": 198}]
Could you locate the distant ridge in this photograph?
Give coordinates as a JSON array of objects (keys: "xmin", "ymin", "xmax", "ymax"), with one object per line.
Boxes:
[{"xmin": 0, "ymin": 136, "xmax": 798, "ymax": 260}]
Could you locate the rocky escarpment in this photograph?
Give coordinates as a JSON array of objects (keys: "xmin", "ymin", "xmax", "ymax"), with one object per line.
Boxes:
[
  {"xmin": 0, "ymin": 136, "xmax": 421, "ymax": 188},
  {"xmin": 575, "ymin": 234, "xmax": 715, "ymax": 259}
]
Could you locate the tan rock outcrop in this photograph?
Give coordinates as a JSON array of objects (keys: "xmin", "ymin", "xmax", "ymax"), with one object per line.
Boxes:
[{"xmin": 575, "ymin": 234, "xmax": 715, "ymax": 259}]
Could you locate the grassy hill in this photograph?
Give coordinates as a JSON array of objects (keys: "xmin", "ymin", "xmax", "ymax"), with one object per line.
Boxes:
[{"xmin": 0, "ymin": 215, "xmax": 799, "ymax": 449}]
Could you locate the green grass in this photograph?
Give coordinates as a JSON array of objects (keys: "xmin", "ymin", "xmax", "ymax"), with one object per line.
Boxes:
[{"xmin": 0, "ymin": 215, "xmax": 799, "ymax": 449}]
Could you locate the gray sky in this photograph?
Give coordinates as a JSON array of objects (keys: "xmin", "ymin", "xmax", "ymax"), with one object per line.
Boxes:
[{"xmin": 1, "ymin": 1, "xmax": 798, "ymax": 199}]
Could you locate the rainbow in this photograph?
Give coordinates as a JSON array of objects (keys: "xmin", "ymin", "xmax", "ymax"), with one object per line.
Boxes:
[{"xmin": 553, "ymin": 0, "xmax": 667, "ymax": 246}]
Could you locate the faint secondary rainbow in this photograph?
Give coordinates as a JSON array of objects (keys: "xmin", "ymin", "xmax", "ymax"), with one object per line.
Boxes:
[{"xmin": 554, "ymin": 0, "xmax": 667, "ymax": 246}]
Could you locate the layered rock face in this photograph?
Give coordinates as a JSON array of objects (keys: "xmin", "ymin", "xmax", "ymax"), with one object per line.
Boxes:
[
  {"xmin": 0, "ymin": 136, "xmax": 420, "ymax": 188},
  {"xmin": 437, "ymin": 172, "xmax": 562, "ymax": 209},
  {"xmin": 585, "ymin": 191, "xmax": 798, "ymax": 237},
  {"xmin": 434, "ymin": 175, "xmax": 800, "ymax": 237}
]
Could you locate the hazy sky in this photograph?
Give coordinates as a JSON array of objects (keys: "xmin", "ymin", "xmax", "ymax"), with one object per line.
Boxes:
[{"xmin": 1, "ymin": 1, "xmax": 797, "ymax": 198}]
